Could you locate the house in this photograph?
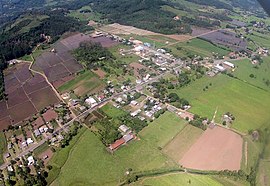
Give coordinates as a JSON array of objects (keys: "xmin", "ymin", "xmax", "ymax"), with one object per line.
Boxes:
[
  {"xmin": 119, "ymin": 125, "xmax": 130, "ymax": 134},
  {"xmin": 34, "ymin": 129, "xmax": 41, "ymax": 137},
  {"xmin": 27, "ymin": 156, "xmax": 35, "ymax": 166},
  {"xmin": 130, "ymin": 100, "xmax": 138, "ymax": 106},
  {"xmin": 26, "ymin": 138, "xmax": 34, "ymax": 145},
  {"xmin": 7, "ymin": 143, "xmax": 12, "ymax": 149},
  {"xmin": 130, "ymin": 109, "xmax": 141, "ymax": 117},
  {"xmin": 7, "ymin": 165, "xmax": 14, "ymax": 172},
  {"xmin": 116, "ymin": 97, "xmax": 123, "ymax": 103},
  {"xmin": 20, "ymin": 141, "xmax": 27, "ymax": 149},
  {"xmin": 4, "ymin": 153, "xmax": 11, "ymax": 158},
  {"xmin": 85, "ymin": 97, "xmax": 97, "ymax": 107},
  {"xmin": 214, "ymin": 64, "xmax": 226, "ymax": 72},
  {"xmin": 109, "ymin": 138, "xmax": 125, "ymax": 151}
]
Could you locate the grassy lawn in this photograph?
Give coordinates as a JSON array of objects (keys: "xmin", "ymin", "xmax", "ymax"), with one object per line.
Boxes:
[
  {"xmin": 170, "ymin": 74, "xmax": 270, "ymax": 133},
  {"xmin": 100, "ymin": 103, "xmax": 127, "ymax": 119},
  {"xmin": 231, "ymin": 58, "xmax": 270, "ymax": 90},
  {"xmin": 0, "ymin": 132, "xmax": 7, "ymax": 165},
  {"xmin": 58, "ymin": 71, "xmax": 104, "ymax": 96},
  {"xmin": 139, "ymin": 112, "xmax": 187, "ymax": 148},
  {"xmin": 163, "ymin": 125, "xmax": 203, "ymax": 163},
  {"xmin": 109, "ymin": 44, "xmax": 141, "ymax": 64},
  {"xmin": 247, "ymin": 32, "xmax": 270, "ymax": 49}
]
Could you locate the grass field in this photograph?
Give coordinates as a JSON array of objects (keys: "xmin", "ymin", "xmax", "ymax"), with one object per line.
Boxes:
[
  {"xmin": 163, "ymin": 125, "xmax": 203, "ymax": 163},
  {"xmin": 33, "ymin": 143, "xmax": 49, "ymax": 156},
  {"xmin": 52, "ymin": 129, "xmax": 177, "ymax": 185},
  {"xmin": 170, "ymin": 74, "xmax": 270, "ymax": 133},
  {"xmin": 169, "ymin": 38, "xmax": 231, "ymax": 58},
  {"xmin": 58, "ymin": 71, "xmax": 104, "ymax": 96},
  {"xmin": 247, "ymin": 32, "xmax": 270, "ymax": 49},
  {"xmin": 0, "ymin": 132, "xmax": 7, "ymax": 165},
  {"xmin": 139, "ymin": 112, "xmax": 187, "ymax": 148},
  {"xmin": 68, "ymin": 6, "xmax": 102, "ymax": 22},
  {"xmin": 232, "ymin": 58, "xmax": 270, "ymax": 90},
  {"xmin": 100, "ymin": 103, "xmax": 127, "ymax": 119},
  {"xmin": 133, "ymin": 173, "xmax": 249, "ymax": 186}
]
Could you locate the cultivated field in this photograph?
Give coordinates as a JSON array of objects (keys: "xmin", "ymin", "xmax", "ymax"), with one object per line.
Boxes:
[
  {"xmin": 199, "ymin": 30, "xmax": 247, "ymax": 51},
  {"xmin": 33, "ymin": 33, "xmax": 118, "ymax": 88},
  {"xmin": 0, "ymin": 63, "xmax": 59, "ymax": 129},
  {"xmin": 163, "ymin": 125, "xmax": 203, "ymax": 163},
  {"xmin": 170, "ymin": 74, "xmax": 270, "ymax": 133},
  {"xmin": 58, "ymin": 71, "xmax": 105, "ymax": 96},
  {"xmin": 180, "ymin": 126, "xmax": 243, "ymax": 171}
]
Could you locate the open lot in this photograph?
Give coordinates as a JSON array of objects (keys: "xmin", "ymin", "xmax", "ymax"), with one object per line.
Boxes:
[
  {"xmin": 180, "ymin": 126, "xmax": 243, "ymax": 171},
  {"xmin": 170, "ymin": 74, "xmax": 270, "ymax": 133},
  {"xmin": 58, "ymin": 71, "xmax": 105, "ymax": 96},
  {"xmin": 163, "ymin": 125, "xmax": 203, "ymax": 163},
  {"xmin": 33, "ymin": 33, "xmax": 118, "ymax": 88},
  {"xmin": 0, "ymin": 63, "xmax": 59, "ymax": 129}
]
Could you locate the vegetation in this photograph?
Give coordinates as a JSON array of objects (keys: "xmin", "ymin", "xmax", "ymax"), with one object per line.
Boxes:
[{"xmin": 0, "ymin": 132, "xmax": 7, "ymax": 164}]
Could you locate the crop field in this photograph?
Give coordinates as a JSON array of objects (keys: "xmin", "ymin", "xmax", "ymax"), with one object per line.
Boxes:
[
  {"xmin": 231, "ymin": 58, "xmax": 270, "ymax": 90},
  {"xmin": 199, "ymin": 30, "xmax": 247, "ymax": 51},
  {"xmin": 247, "ymin": 31, "xmax": 270, "ymax": 49},
  {"xmin": 58, "ymin": 71, "xmax": 105, "ymax": 96},
  {"xmin": 180, "ymin": 126, "xmax": 243, "ymax": 171},
  {"xmin": 0, "ymin": 63, "xmax": 59, "ymax": 129},
  {"xmin": 163, "ymin": 125, "xmax": 203, "ymax": 163},
  {"xmin": 33, "ymin": 33, "xmax": 118, "ymax": 88},
  {"xmin": 170, "ymin": 74, "xmax": 270, "ymax": 133}
]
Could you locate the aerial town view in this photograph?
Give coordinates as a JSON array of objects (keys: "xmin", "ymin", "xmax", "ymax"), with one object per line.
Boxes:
[{"xmin": 0, "ymin": 0, "xmax": 270, "ymax": 185}]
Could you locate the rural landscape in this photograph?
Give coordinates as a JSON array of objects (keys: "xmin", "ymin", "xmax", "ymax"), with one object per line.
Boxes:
[{"xmin": 0, "ymin": 0, "xmax": 270, "ymax": 185}]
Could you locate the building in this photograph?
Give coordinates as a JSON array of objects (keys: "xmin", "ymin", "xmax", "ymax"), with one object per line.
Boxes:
[
  {"xmin": 123, "ymin": 133, "xmax": 134, "ymax": 143},
  {"xmin": 223, "ymin": 61, "xmax": 235, "ymax": 69},
  {"xmin": 27, "ymin": 156, "xmax": 35, "ymax": 166},
  {"xmin": 109, "ymin": 138, "xmax": 125, "ymax": 151},
  {"xmin": 85, "ymin": 97, "xmax": 97, "ymax": 107},
  {"xmin": 130, "ymin": 109, "xmax": 141, "ymax": 117},
  {"xmin": 34, "ymin": 129, "xmax": 41, "ymax": 137},
  {"xmin": 119, "ymin": 125, "xmax": 130, "ymax": 134},
  {"xmin": 26, "ymin": 138, "xmax": 34, "ymax": 145},
  {"xmin": 130, "ymin": 100, "xmax": 138, "ymax": 106}
]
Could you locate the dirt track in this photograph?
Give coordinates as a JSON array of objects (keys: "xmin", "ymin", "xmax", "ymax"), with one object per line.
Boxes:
[{"xmin": 180, "ymin": 126, "xmax": 243, "ymax": 171}]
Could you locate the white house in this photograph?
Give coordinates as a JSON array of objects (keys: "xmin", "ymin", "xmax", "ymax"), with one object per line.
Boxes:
[
  {"xmin": 223, "ymin": 61, "xmax": 235, "ymax": 69},
  {"xmin": 85, "ymin": 97, "xmax": 97, "ymax": 107}
]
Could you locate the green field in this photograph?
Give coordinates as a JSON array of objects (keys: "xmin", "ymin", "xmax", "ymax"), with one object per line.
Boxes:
[
  {"xmin": 100, "ymin": 103, "xmax": 127, "ymax": 118},
  {"xmin": 170, "ymin": 74, "xmax": 270, "ymax": 133},
  {"xmin": 247, "ymin": 32, "xmax": 270, "ymax": 49},
  {"xmin": 133, "ymin": 173, "xmax": 248, "ymax": 186},
  {"xmin": 169, "ymin": 38, "xmax": 231, "ymax": 58},
  {"xmin": 163, "ymin": 125, "xmax": 203, "ymax": 163},
  {"xmin": 50, "ymin": 112, "xmax": 191, "ymax": 185},
  {"xmin": 232, "ymin": 58, "xmax": 270, "ymax": 90},
  {"xmin": 68, "ymin": 6, "xmax": 102, "ymax": 22},
  {"xmin": 139, "ymin": 112, "xmax": 187, "ymax": 148},
  {"xmin": 58, "ymin": 71, "xmax": 104, "ymax": 96},
  {"xmin": 0, "ymin": 132, "xmax": 7, "ymax": 164}
]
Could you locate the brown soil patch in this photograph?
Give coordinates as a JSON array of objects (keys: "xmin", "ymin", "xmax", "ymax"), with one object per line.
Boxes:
[
  {"xmin": 92, "ymin": 68, "xmax": 106, "ymax": 79},
  {"xmin": 179, "ymin": 126, "xmax": 243, "ymax": 171},
  {"xmin": 165, "ymin": 34, "xmax": 192, "ymax": 42}
]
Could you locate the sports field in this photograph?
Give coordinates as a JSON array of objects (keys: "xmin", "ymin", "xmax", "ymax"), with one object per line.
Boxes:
[
  {"xmin": 58, "ymin": 71, "xmax": 105, "ymax": 96},
  {"xmin": 170, "ymin": 74, "xmax": 270, "ymax": 133}
]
